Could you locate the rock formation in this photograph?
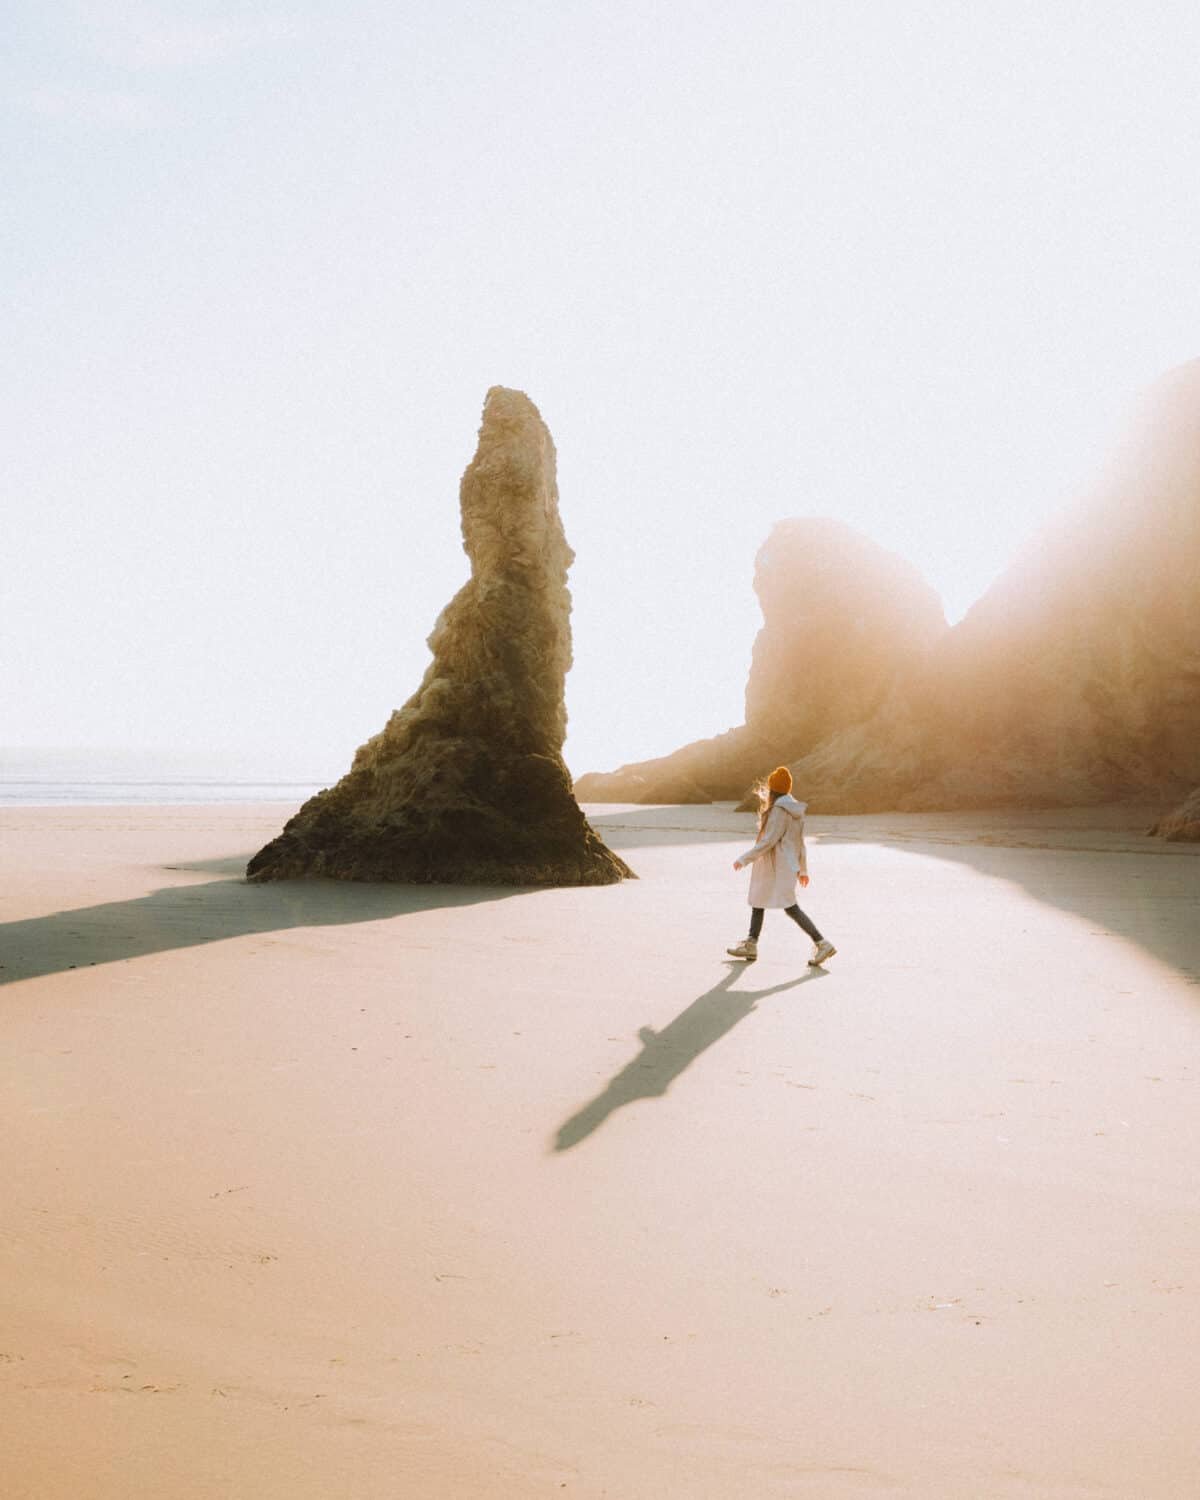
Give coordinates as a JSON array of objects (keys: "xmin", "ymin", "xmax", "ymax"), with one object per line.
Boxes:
[
  {"xmin": 579, "ymin": 358, "xmax": 1200, "ymax": 816},
  {"xmin": 574, "ymin": 519, "xmax": 947, "ymax": 803},
  {"xmin": 788, "ymin": 360, "xmax": 1200, "ymax": 811},
  {"xmin": 248, "ymin": 388, "xmax": 634, "ymax": 885},
  {"xmin": 1149, "ymin": 788, "xmax": 1200, "ymax": 841}
]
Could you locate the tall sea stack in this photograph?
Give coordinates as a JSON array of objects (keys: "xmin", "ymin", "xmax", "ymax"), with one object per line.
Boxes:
[{"xmin": 248, "ymin": 387, "xmax": 633, "ymax": 885}]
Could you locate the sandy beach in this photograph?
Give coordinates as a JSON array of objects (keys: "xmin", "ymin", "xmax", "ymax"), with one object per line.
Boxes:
[{"xmin": 2, "ymin": 800, "xmax": 1199, "ymax": 1499}]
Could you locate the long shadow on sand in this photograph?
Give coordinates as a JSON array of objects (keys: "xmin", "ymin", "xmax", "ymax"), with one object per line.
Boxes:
[
  {"xmin": 0, "ymin": 853, "xmax": 527, "ymax": 986},
  {"xmin": 819, "ymin": 812, "xmax": 1200, "ymax": 983},
  {"xmin": 592, "ymin": 803, "xmax": 1200, "ymax": 982},
  {"xmin": 554, "ymin": 965, "xmax": 827, "ymax": 1151}
]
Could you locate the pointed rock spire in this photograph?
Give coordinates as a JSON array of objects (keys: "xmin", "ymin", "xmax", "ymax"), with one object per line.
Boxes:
[{"xmin": 248, "ymin": 387, "xmax": 633, "ymax": 885}]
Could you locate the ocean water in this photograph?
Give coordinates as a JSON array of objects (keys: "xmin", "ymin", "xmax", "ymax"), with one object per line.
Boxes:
[{"xmin": 0, "ymin": 748, "xmax": 341, "ymax": 807}]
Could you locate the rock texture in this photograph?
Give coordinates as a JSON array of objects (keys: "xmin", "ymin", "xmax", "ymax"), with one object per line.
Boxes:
[
  {"xmin": 248, "ymin": 388, "xmax": 633, "ymax": 885},
  {"xmin": 1149, "ymin": 788, "xmax": 1200, "ymax": 841},
  {"xmin": 574, "ymin": 519, "xmax": 947, "ymax": 803},
  {"xmin": 579, "ymin": 359, "xmax": 1200, "ymax": 816},
  {"xmin": 789, "ymin": 360, "xmax": 1200, "ymax": 812}
]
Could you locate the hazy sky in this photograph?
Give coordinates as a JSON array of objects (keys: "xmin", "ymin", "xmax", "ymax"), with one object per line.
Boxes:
[{"xmin": 7, "ymin": 1, "xmax": 1200, "ymax": 776}]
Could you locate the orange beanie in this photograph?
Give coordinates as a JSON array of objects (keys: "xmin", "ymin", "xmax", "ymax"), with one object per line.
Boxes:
[{"xmin": 767, "ymin": 765, "xmax": 793, "ymax": 794}]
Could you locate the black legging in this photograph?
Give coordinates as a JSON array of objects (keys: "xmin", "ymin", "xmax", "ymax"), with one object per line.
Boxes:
[{"xmin": 749, "ymin": 905, "xmax": 823, "ymax": 942}]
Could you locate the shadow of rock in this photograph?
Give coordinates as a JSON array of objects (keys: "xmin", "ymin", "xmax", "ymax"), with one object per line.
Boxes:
[
  {"xmin": 818, "ymin": 804, "xmax": 1200, "ymax": 982},
  {"xmin": 0, "ymin": 866, "xmax": 525, "ymax": 987}
]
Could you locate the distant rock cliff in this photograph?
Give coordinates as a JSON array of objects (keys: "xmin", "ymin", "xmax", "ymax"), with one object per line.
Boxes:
[
  {"xmin": 248, "ymin": 387, "xmax": 633, "ymax": 884},
  {"xmin": 574, "ymin": 519, "xmax": 947, "ymax": 803},
  {"xmin": 1150, "ymin": 788, "xmax": 1200, "ymax": 841},
  {"xmin": 579, "ymin": 360, "xmax": 1200, "ymax": 816},
  {"xmin": 792, "ymin": 360, "xmax": 1200, "ymax": 811}
]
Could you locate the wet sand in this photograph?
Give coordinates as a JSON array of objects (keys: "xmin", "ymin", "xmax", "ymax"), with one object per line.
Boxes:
[{"xmin": 2, "ymin": 800, "xmax": 1199, "ymax": 1499}]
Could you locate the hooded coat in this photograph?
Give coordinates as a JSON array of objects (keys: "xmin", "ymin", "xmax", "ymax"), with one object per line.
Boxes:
[{"xmin": 736, "ymin": 792, "xmax": 809, "ymax": 908}]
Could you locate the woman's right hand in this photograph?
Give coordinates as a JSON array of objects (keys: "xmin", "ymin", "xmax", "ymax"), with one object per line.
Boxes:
[{"xmin": 732, "ymin": 860, "xmax": 743, "ymax": 871}]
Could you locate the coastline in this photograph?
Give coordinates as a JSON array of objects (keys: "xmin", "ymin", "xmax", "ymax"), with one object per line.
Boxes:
[{"xmin": 3, "ymin": 800, "xmax": 1199, "ymax": 1498}]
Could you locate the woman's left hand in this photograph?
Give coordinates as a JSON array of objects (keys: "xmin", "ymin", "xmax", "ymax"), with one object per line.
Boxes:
[
  {"xmin": 799, "ymin": 874, "xmax": 810, "ymax": 887},
  {"xmin": 733, "ymin": 860, "xmax": 743, "ymax": 871}
]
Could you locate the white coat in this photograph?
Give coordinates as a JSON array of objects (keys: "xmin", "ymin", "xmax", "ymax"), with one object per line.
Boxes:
[{"xmin": 737, "ymin": 793, "xmax": 809, "ymax": 908}]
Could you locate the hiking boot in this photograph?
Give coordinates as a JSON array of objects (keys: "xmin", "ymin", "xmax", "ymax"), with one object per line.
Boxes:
[
  {"xmin": 808, "ymin": 939, "xmax": 837, "ymax": 967},
  {"xmin": 726, "ymin": 937, "xmax": 758, "ymax": 961}
]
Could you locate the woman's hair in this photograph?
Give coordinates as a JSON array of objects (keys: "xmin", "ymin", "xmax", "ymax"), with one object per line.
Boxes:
[{"xmin": 755, "ymin": 783, "xmax": 783, "ymax": 838}]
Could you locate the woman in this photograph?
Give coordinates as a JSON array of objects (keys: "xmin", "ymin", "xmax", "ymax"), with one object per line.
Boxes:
[{"xmin": 727, "ymin": 765, "xmax": 836, "ymax": 966}]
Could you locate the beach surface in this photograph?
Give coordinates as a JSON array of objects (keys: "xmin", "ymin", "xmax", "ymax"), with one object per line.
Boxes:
[{"xmin": 2, "ymin": 800, "xmax": 1199, "ymax": 1499}]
